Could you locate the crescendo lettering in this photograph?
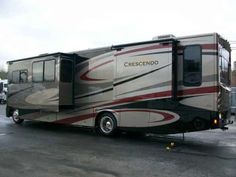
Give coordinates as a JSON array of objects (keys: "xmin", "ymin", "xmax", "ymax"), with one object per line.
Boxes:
[{"xmin": 124, "ymin": 60, "xmax": 159, "ymax": 67}]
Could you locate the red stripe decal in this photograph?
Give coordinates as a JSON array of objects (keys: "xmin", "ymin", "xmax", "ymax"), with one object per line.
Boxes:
[
  {"xmin": 115, "ymin": 44, "xmax": 172, "ymax": 56},
  {"xmin": 150, "ymin": 111, "xmax": 174, "ymax": 122},
  {"xmin": 104, "ymin": 90, "xmax": 172, "ymax": 107},
  {"xmin": 101, "ymin": 86, "xmax": 217, "ymax": 107},
  {"xmin": 54, "ymin": 86, "xmax": 217, "ymax": 124},
  {"xmin": 115, "ymin": 43, "xmax": 216, "ymax": 57},
  {"xmin": 177, "ymin": 86, "xmax": 218, "ymax": 96},
  {"xmin": 54, "ymin": 113, "xmax": 96, "ymax": 124},
  {"xmin": 202, "ymin": 44, "xmax": 218, "ymax": 50},
  {"xmin": 178, "ymin": 43, "xmax": 217, "ymax": 51},
  {"xmin": 80, "ymin": 60, "xmax": 113, "ymax": 81}
]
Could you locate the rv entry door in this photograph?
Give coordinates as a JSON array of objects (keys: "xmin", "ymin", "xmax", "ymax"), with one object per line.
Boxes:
[{"xmin": 59, "ymin": 58, "xmax": 74, "ymax": 108}]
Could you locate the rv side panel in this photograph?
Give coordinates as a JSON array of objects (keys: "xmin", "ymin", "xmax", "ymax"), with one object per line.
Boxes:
[{"xmin": 7, "ymin": 54, "xmax": 60, "ymax": 118}]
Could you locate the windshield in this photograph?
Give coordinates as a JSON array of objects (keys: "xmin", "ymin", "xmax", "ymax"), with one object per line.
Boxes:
[{"xmin": 219, "ymin": 45, "xmax": 230, "ymax": 86}]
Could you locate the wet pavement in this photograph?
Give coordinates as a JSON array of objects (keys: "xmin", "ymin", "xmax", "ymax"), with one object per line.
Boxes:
[{"xmin": 0, "ymin": 105, "xmax": 236, "ymax": 177}]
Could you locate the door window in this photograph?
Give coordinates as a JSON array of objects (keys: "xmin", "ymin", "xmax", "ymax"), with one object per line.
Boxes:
[
  {"xmin": 32, "ymin": 59, "xmax": 55, "ymax": 82},
  {"xmin": 33, "ymin": 61, "xmax": 44, "ymax": 82},
  {"xmin": 183, "ymin": 45, "xmax": 202, "ymax": 86},
  {"xmin": 44, "ymin": 60, "xmax": 55, "ymax": 81}
]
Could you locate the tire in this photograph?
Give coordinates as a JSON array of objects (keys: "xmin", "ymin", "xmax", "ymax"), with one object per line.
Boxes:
[
  {"xmin": 97, "ymin": 113, "xmax": 117, "ymax": 136},
  {"xmin": 12, "ymin": 109, "xmax": 24, "ymax": 124},
  {"xmin": 193, "ymin": 118, "xmax": 206, "ymax": 131}
]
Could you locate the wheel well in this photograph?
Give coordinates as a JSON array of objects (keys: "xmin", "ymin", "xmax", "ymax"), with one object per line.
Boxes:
[
  {"xmin": 95, "ymin": 111, "xmax": 115, "ymax": 127},
  {"xmin": 6, "ymin": 106, "xmax": 14, "ymax": 117}
]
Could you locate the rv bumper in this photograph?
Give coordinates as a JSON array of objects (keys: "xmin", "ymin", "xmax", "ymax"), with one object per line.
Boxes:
[
  {"xmin": 231, "ymin": 106, "xmax": 236, "ymax": 115},
  {"xmin": 218, "ymin": 111, "xmax": 234, "ymax": 129},
  {"xmin": 210, "ymin": 111, "xmax": 233, "ymax": 129}
]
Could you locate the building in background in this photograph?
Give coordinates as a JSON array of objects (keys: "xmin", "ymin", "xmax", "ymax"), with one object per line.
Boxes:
[
  {"xmin": 231, "ymin": 61, "xmax": 236, "ymax": 86},
  {"xmin": 231, "ymin": 60, "xmax": 236, "ymax": 114},
  {"xmin": 233, "ymin": 61, "xmax": 236, "ymax": 71}
]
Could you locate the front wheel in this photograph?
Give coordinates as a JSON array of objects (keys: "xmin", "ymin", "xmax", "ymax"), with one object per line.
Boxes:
[
  {"xmin": 12, "ymin": 109, "xmax": 24, "ymax": 124},
  {"xmin": 97, "ymin": 113, "xmax": 117, "ymax": 136}
]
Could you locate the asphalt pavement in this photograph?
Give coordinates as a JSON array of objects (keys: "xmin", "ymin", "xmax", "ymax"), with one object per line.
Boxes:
[{"xmin": 0, "ymin": 105, "xmax": 236, "ymax": 177}]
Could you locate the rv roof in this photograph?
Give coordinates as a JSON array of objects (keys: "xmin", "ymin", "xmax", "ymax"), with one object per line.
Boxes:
[
  {"xmin": 71, "ymin": 47, "xmax": 112, "ymax": 59},
  {"xmin": 176, "ymin": 32, "xmax": 217, "ymax": 40},
  {"xmin": 7, "ymin": 33, "xmax": 229, "ymax": 64},
  {"xmin": 112, "ymin": 38, "xmax": 177, "ymax": 49},
  {"xmin": 7, "ymin": 52, "xmax": 74, "ymax": 63}
]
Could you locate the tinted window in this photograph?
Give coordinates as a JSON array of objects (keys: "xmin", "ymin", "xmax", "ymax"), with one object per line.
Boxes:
[
  {"xmin": 20, "ymin": 70, "xmax": 28, "ymax": 83},
  {"xmin": 44, "ymin": 60, "xmax": 55, "ymax": 81},
  {"xmin": 12, "ymin": 71, "xmax": 20, "ymax": 83},
  {"xmin": 60, "ymin": 60, "xmax": 72, "ymax": 82},
  {"xmin": 219, "ymin": 46, "xmax": 230, "ymax": 85},
  {"xmin": 183, "ymin": 45, "xmax": 202, "ymax": 86},
  {"xmin": 33, "ymin": 61, "xmax": 43, "ymax": 82}
]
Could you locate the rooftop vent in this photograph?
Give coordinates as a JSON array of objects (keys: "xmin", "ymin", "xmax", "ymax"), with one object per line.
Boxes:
[
  {"xmin": 38, "ymin": 53, "xmax": 49, "ymax": 56},
  {"xmin": 152, "ymin": 34, "xmax": 176, "ymax": 40}
]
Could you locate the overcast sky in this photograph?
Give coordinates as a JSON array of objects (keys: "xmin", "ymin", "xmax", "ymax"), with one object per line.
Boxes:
[{"xmin": 0, "ymin": 0, "xmax": 236, "ymax": 70}]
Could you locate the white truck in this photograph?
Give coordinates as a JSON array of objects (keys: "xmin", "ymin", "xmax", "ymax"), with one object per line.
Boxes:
[{"xmin": 0, "ymin": 79, "xmax": 8, "ymax": 104}]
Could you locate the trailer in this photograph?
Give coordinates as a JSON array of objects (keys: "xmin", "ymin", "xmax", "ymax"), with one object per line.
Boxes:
[{"xmin": 6, "ymin": 33, "xmax": 233, "ymax": 136}]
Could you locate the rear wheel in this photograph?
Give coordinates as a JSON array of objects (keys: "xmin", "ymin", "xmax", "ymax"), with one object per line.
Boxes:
[
  {"xmin": 193, "ymin": 118, "xmax": 206, "ymax": 131},
  {"xmin": 12, "ymin": 109, "xmax": 24, "ymax": 124},
  {"xmin": 97, "ymin": 113, "xmax": 117, "ymax": 136}
]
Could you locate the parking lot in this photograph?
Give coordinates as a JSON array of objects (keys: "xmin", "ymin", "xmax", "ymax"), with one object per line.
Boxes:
[{"xmin": 0, "ymin": 104, "xmax": 236, "ymax": 177}]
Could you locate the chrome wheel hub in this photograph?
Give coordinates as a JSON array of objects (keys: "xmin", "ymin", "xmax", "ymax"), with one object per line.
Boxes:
[
  {"xmin": 100, "ymin": 116, "xmax": 114, "ymax": 134},
  {"xmin": 13, "ymin": 109, "xmax": 19, "ymax": 121}
]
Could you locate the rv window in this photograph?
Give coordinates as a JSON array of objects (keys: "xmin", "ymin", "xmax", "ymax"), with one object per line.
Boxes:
[
  {"xmin": 20, "ymin": 70, "xmax": 28, "ymax": 83},
  {"xmin": 183, "ymin": 45, "xmax": 202, "ymax": 86},
  {"xmin": 12, "ymin": 71, "xmax": 20, "ymax": 83},
  {"xmin": 44, "ymin": 60, "xmax": 55, "ymax": 81},
  {"xmin": 33, "ymin": 61, "xmax": 43, "ymax": 82},
  {"xmin": 60, "ymin": 60, "xmax": 72, "ymax": 83}
]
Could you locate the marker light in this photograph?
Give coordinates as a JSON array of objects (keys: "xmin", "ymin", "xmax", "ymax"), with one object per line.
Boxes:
[
  {"xmin": 213, "ymin": 119, "xmax": 218, "ymax": 125},
  {"xmin": 219, "ymin": 113, "xmax": 222, "ymax": 119}
]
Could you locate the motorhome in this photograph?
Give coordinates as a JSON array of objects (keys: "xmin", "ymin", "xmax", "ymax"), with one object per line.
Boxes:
[{"xmin": 6, "ymin": 33, "xmax": 233, "ymax": 136}]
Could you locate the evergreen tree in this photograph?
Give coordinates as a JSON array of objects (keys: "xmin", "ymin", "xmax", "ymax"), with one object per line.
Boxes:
[{"xmin": 0, "ymin": 70, "xmax": 7, "ymax": 79}]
